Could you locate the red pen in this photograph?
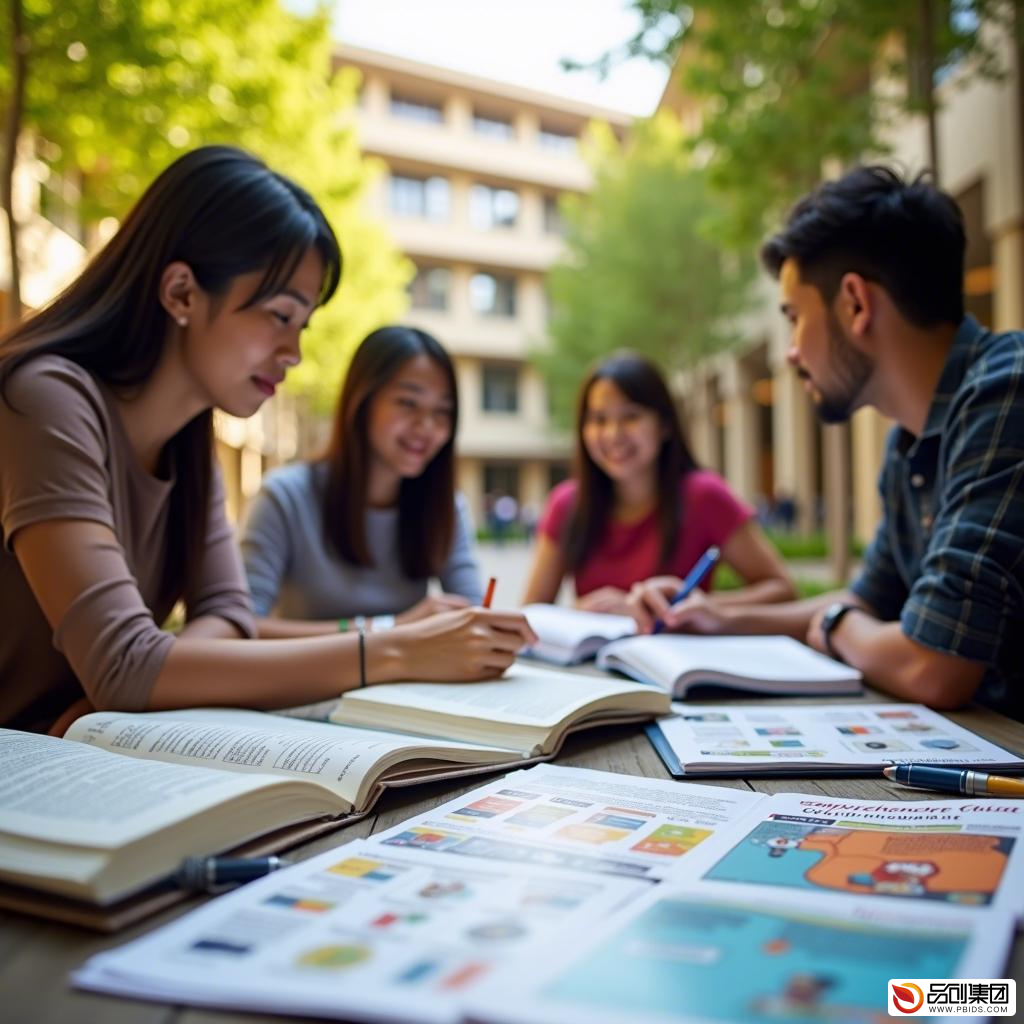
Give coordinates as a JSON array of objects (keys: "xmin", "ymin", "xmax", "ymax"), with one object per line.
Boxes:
[{"xmin": 482, "ymin": 576, "xmax": 497, "ymax": 609}]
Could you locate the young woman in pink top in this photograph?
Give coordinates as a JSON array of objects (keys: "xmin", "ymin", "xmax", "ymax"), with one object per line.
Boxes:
[{"xmin": 522, "ymin": 351, "xmax": 794, "ymax": 631}]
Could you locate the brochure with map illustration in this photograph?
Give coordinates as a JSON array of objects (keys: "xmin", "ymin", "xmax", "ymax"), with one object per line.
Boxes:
[
  {"xmin": 674, "ymin": 789, "xmax": 1024, "ymax": 918},
  {"xmin": 647, "ymin": 701, "xmax": 1024, "ymax": 776},
  {"xmin": 467, "ymin": 882, "xmax": 1013, "ymax": 1024},
  {"xmin": 69, "ymin": 767, "xmax": 1021, "ymax": 1023}
]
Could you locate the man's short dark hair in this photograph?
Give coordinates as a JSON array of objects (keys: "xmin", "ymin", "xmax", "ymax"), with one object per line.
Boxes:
[{"xmin": 760, "ymin": 166, "xmax": 966, "ymax": 327}]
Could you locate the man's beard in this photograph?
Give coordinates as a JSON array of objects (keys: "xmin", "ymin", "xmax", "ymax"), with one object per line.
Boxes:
[{"xmin": 808, "ymin": 312, "xmax": 874, "ymax": 424}]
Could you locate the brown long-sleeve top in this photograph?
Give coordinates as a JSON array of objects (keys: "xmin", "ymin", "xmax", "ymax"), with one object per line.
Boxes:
[{"xmin": 0, "ymin": 355, "xmax": 255, "ymax": 732}]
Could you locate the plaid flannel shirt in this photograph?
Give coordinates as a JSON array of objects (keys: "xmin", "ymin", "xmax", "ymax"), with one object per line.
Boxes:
[{"xmin": 851, "ymin": 315, "xmax": 1024, "ymax": 718}]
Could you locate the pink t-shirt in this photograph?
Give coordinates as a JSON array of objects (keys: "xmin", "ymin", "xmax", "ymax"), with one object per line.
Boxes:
[{"xmin": 539, "ymin": 470, "xmax": 754, "ymax": 596}]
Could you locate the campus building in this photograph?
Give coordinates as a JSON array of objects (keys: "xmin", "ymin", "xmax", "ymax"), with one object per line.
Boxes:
[
  {"xmin": 334, "ymin": 43, "xmax": 631, "ymax": 526},
  {"xmin": 660, "ymin": 25, "xmax": 1024, "ymax": 575}
]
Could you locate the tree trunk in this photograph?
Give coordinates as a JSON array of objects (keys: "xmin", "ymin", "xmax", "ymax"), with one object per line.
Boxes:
[
  {"xmin": 918, "ymin": 0, "xmax": 941, "ymax": 181},
  {"xmin": 2, "ymin": 0, "xmax": 28, "ymax": 324}
]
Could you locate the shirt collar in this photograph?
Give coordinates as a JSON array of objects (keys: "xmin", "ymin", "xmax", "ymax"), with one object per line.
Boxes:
[{"xmin": 917, "ymin": 315, "xmax": 985, "ymax": 441}]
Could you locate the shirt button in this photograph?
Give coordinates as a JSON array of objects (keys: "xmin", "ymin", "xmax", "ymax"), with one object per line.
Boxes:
[{"xmin": 911, "ymin": 473, "xmax": 925, "ymax": 487}]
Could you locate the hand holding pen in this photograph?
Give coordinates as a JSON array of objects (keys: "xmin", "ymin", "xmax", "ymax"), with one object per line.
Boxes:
[{"xmin": 627, "ymin": 546, "xmax": 721, "ymax": 634}]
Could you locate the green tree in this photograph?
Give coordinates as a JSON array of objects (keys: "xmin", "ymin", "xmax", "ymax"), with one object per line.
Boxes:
[
  {"xmin": 537, "ymin": 115, "xmax": 753, "ymax": 428},
  {"xmin": 572, "ymin": 0, "xmax": 1024, "ymax": 247},
  {"xmin": 0, "ymin": 0, "xmax": 408, "ymax": 406}
]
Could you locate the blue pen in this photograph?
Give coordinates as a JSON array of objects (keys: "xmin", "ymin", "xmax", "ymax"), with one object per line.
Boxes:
[
  {"xmin": 883, "ymin": 764, "xmax": 1024, "ymax": 796},
  {"xmin": 652, "ymin": 545, "xmax": 721, "ymax": 634}
]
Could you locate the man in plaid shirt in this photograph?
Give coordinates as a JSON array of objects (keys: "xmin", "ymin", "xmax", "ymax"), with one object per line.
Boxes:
[{"xmin": 627, "ymin": 166, "xmax": 1024, "ymax": 717}]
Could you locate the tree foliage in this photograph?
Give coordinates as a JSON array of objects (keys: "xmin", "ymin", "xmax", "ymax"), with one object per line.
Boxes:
[
  {"xmin": 575, "ymin": 0, "xmax": 1024, "ymax": 247},
  {"xmin": 0, "ymin": 0, "xmax": 409, "ymax": 409},
  {"xmin": 537, "ymin": 115, "xmax": 754, "ymax": 428}
]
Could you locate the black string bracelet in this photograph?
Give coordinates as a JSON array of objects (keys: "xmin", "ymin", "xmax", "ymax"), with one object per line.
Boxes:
[{"xmin": 357, "ymin": 620, "xmax": 367, "ymax": 687}]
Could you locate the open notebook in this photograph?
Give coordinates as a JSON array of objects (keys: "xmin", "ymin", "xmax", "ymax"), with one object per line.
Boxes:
[
  {"xmin": 521, "ymin": 603, "xmax": 636, "ymax": 665},
  {"xmin": 597, "ymin": 634, "xmax": 863, "ymax": 698}
]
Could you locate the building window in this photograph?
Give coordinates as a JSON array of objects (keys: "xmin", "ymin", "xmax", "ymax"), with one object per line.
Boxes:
[
  {"xmin": 389, "ymin": 91, "xmax": 444, "ymax": 124},
  {"xmin": 543, "ymin": 195, "xmax": 564, "ymax": 235},
  {"xmin": 548, "ymin": 462, "xmax": 570, "ymax": 490},
  {"xmin": 472, "ymin": 109, "xmax": 514, "ymax": 140},
  {"xmin": 470, "ymin": 184, "xmax": 519, "ymax": 230},
  {"xmin": 538, "ymin": 123, "xmax": 577, "ymax": 153},
  {"xmin": 389, "ymin": 174, "xmax": 451, "ymax": 221},
  {"xmin": 481, "ymin": 364, "xmax": 519, "ymax": 413},
  {"xmin": 469, "ymin": 272, "xmax": 516, "ymax": 317},
  {"xmin": 408, "ymin": 265, "xmax": 451, "ymax": 311},
  {"xmin": 483, "ymin": 463, "xmax": 520, "ymax": 502}
]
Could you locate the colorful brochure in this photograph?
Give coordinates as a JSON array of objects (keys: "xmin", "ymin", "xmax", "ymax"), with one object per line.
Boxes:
[
  {"xmin": 369, "ymin": 762, "xmax": 763, "ymax": 880},
  {"xmin": 648, "ymin": 701, "xmax": 1023, "ymax": 776},
  {"xmin": 73, "ymin": 838, "xmax": 647, "ymax": 1024}
]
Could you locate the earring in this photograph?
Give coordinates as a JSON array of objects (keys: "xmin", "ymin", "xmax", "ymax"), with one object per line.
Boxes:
[{"xmin": 177, "ymin": 317, "xmax": 188, "ymax": 327}]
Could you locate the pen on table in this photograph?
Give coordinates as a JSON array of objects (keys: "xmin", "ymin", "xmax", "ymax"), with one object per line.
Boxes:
[
  {"xmin": 175, "ymin": 855, "xmax": 290, "ymax": 893},
  {"xmin": 652, "ymin": 545, "xmax": 721, "ymax": 635},
  {"xmin": 883, "ymin": 764, "xmax": 1024, "ymax": 797},
  {"xmin": 482, "ymin": 575, "xmax": 497, "ymax": 609}
]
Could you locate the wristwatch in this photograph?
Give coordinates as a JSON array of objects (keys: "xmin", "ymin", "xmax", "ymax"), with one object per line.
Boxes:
[{"xmin": 819, "ymin": 602, "xmax": 858, "ymax": 661}]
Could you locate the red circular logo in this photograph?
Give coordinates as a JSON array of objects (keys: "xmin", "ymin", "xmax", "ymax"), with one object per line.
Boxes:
[{"xmin": 891, "ymin": 982, "xmax": 925, "ymax": 1013}]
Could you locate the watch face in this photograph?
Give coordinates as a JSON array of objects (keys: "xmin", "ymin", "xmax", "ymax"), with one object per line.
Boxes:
[
  {"xmin": 823, "ymin": 603, "xmax": 841, "ymax": 624},
  {"xmin": 821, "ymin": 603, "xmax": 853, "ymax": 658}
]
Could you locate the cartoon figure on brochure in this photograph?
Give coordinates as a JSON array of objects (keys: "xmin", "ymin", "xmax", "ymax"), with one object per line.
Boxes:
[{"xmin": 707, "ymin": 818, "xmax": 1012, "ymax": 905}]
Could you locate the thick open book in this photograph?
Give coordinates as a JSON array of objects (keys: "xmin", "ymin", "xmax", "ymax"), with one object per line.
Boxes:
[
  {"xmin": 328, "ymin": 663, "xmax": 669, "ymax": 752},
  {"xmin": 597, "ymin": 634, "xmax": 863, "ymax": 697},
  {"xmin": 0, "ymin": 667, "xmax": 666, "ymax": 923},
  {"xmin": 74, "ymin": 767, "xmax": 1021, "ymax": 1023},
  {"xmin": 0, "ymin": 712, "xmax": 524, "ymax": 913},
  {"xmin": 647, "ymin": 702, "xmax": 1024, "ymax": 776},
  {"xmin": 521, "ymin": 603, "xmax": 635, "ymax": 665}
]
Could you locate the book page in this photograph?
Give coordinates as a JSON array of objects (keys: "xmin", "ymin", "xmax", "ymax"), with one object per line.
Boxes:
[
  {"xmin": 467, "ymin": 881, "xmax": 1013, "ymax": 1024},
  {"xmin": 370, "ymin": 763, "xmax": 764, "ymax": 881},
  {"xmin": 522, "ymin": 604, "xmax": 635, "ymax": 663},
  {"xmin": 65, "ymin": 709, "xmax": 520, "ymax": 809},
  {"xmin": 73, "ymin": 839, "xmax": 647, "ymax": 1024},
  {"xmin": 0, "ymin": 729, "xmax": 278, "ymax": 849},
  {"xmin": 655, "ymin": 702, "xmax": 1022, "ymax": 770},
  {"xmin": 675, "ymin": 790, "xmax": 1024, "ymax": 919},
  {"xmin": 598, "ymin": 635, "xmax": 862, "ymax": 691},
  {"xmin": 333, "ymin": 663, "xmax": 655, "ymax": 729}
]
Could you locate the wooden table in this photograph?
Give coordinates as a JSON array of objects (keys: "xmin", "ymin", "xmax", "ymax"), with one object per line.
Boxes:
[{"xmin": 2, "ymin": 697, "xmax": 1022, "ymax": 1021}]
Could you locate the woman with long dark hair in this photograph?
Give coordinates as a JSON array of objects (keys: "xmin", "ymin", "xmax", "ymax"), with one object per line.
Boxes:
[
  {"xmin": 241, "ymin": 326, "xmax": 482, "ymax": 636},
  {"xmin": 522, "ymin": 351, "xmax": 793, "ymax": 629},
  {"xmin": 0, "ymin": 146, "xmax": 533, "ymax": 734}
]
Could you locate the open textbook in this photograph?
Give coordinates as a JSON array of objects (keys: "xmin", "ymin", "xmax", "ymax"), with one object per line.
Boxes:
[
  {"xmin": 0, "ymin": 714, "xmax": 521, "ymax": 911},
  {"xmin": 521, "ymin": 604, "xmax": 635, "ymax": 665},
  {"xmin": 72, "ymin": 766, "xmax": 1020, "ymax": 1023},
  {"xmin": 328, "ymin": 663, "xmax": 669, "ymax": 752},
  {"xmin": 597, "ymin": 633, "xmax": 863, "ymax": 697},
  {"xmin": 0, "ymin": 670, "xmax": 666, "ymax": 919},
  {"xmin": 647, "ymin": 701, "xmax": 1024, "ymax": 776}
]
